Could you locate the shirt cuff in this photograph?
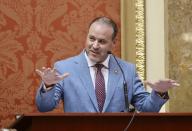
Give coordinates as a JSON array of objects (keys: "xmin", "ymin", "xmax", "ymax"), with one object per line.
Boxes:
[
  {"xmin": 41, "ymin": 82, "xmax": 55, "ymax": 93},
  {"xmin": 155, "ymin": 91, "xmax": 169, "ymax": 99}
]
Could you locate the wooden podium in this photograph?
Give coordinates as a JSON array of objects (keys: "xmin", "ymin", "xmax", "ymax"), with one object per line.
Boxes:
[{"xmin": 9, "ymin": 113, "xmax": 192, "ymax": 131}]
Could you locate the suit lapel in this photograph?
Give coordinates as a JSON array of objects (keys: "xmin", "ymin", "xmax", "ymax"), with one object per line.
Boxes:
[
  {"xmin": 73, "ymin": 52, "xmax": 123, "ymax": 112},
  {"xmin": 73, "ymin": 52, "xmax": 99, "ymax": 112},
  {"xmin": 103, "ymin": 57, "xmax": 122, "ymax": 112}
]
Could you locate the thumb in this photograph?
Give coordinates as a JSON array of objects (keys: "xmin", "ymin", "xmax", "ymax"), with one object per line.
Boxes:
[{"xmin": 58, "ymin": 73, "xmax": 70, "ymax": 80}]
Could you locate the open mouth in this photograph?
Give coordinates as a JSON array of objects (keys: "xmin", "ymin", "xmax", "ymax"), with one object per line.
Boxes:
[{"xmin": 90, "ymin": 50, "xmax": 99, "ymax": 56}]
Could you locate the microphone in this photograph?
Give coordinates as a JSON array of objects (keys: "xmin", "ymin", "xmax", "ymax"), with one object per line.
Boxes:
[{"xmin": 108, "ymin": 51, "xmax": 135, "ymax": 112}]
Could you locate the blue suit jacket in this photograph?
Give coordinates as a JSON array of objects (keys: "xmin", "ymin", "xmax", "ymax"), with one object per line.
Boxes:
[{"xmin": 36, "ymin": 52, "xmax": 167, "ymax": 112}]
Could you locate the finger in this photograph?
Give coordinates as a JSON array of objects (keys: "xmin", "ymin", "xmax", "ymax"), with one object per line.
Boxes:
[
  {"xmin": 41, "ymin": 67, "xmax": 50, "ymax": 73},
  {"xmin": 59, "ymin": 73, "xmax": 70, "ymax": 80},
  {"xmin": 167, "ymin": 79, "xmax": 178, "ymax": 84},
  {"xmin": 36, "ymin": 69, "xmax": 43, "ymax": 77},
  {"xmin": 159, "ymin": 79, "xmax": 177, "ymax": 84},
  {"xmin": 44, "ymin": 67, "xmax": 52, "ymax": 74},
  {"xmin": 172, "ymin": 82, "xmax": 180, "ymax": 87},
  {"xmin": 166, "ymin": 79, "xmax": 180, "ymax": 87},
  {"xmin": 41, "ymin": 67, "xmax": 46, "ymax": 71},
  {"xmin": 156, "ymin": 80, "xmax": 179, "ymax": 87},
  {"xmin": 158, "ymin": 79, "xmax": 172, "ymax": 83}
]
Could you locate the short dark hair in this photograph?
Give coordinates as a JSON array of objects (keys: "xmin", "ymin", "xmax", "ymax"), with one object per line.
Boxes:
[{"xmin": 89, "ymin": 16, "xmax": 118, "ymax": 40}]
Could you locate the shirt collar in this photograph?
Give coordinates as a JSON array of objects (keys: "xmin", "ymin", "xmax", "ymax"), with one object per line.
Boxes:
[{"xmin": 84, "ymin": 51, "xmax": 110, "ymax": 69}]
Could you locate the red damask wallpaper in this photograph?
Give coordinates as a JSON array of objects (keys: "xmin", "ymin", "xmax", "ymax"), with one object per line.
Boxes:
[{"xmin": 0, "ymin": 0, "xmax": 120, "ymax": 128}]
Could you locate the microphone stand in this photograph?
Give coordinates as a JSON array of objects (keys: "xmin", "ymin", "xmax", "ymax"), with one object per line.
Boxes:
[
  {"xmin": 109, "ymin": 51, "xmax": 136, "ymax": 131},
  {"xmin": 109, "ymin": 51, "xmax": 133, "ymax": 112}
]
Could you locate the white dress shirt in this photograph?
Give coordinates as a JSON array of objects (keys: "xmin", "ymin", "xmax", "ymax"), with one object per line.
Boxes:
[
  {"xmin": 84, "ymin": 52, "xmax": 110, "ymax": 92},
  {"xmin": 43, "ymin": 52, "xmax": 110, "ymax": 92}
]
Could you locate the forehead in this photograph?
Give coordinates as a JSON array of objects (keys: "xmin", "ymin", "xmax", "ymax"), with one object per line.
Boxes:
[{"xmin": 88, "ymin": 22, "xmax": 113, "ymax": 38}]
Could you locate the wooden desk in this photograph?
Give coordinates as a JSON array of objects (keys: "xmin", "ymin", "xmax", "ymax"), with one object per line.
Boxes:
[{"xmin": 9, "ymin": 113, "xmax": 192, "ymax": 131}]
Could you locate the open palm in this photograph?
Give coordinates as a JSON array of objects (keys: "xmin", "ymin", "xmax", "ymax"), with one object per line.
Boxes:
[{"xmin": 36, "ymin": 67, "xmax": 69, "ymax": 86}]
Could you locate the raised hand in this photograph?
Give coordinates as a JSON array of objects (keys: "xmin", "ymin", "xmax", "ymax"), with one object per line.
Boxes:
[
  {"xmin": 145, "ymin": 79, "xmax": 180, "ymax": 93},
  {"xmin": 36, "ymin": 67, "xmax": 70, "ymax": 87}
]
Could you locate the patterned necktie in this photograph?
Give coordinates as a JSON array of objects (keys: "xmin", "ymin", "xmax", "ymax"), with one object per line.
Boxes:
[{"xmin": 95, "ymin": 64, "xmax": 106, "ymax": 112}]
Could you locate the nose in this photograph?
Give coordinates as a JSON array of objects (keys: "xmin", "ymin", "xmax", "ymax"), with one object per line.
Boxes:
[{"xmin": 92, "ymin": 40, "xmax": 100, "ymax": 49}]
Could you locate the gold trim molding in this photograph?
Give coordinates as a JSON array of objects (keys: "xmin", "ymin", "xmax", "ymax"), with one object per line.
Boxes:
[
  {"xmin": 121, "ymin": 0, "xmax": 146, "ymax": 80},
  {"xmin": 135, "ymin": 0, "xmax": 146, "ymax": 80}
]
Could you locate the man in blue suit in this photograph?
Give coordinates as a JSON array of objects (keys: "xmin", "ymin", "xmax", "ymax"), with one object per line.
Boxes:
[{"xmin": 36, "ymin": 17, "xmax": 179, "ymax": 112}]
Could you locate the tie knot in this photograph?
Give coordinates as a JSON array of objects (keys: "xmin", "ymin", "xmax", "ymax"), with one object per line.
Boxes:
[{"xmin": 95, "ymin": 64, "xmax": 104, "ymax": 70}]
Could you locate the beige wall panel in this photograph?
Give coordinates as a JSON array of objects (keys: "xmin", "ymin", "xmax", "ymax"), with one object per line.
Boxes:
[
  {"xmin": 166, "ymin": 0, "xmax": 192, "ymax": 112},
  {"xmin": 121, "ymin": 0, "xmax": 146, "ymax": 81}
]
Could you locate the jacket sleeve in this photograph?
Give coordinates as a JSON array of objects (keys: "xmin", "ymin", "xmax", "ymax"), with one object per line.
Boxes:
[
  {"xmin": 132, "ymin": 73, "xmax": 168, "ymax": 112},
  {"xmin": 35, "ymin": 82, "xmax": 63, "ymax": 112}
]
